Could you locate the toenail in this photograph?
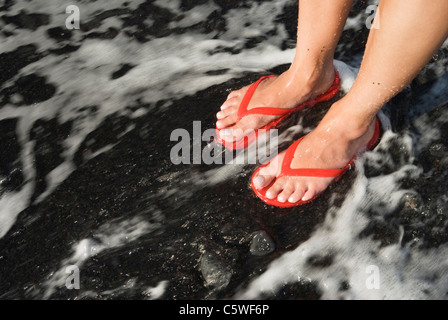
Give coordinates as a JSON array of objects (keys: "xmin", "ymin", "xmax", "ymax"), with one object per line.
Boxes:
[
  {"xmin": 217, "ymin": 112, "xmax": 223, "ymax": 119},
  {"xmin": 253, "ymin": 176, "xmax": 264, "ymax": 187},
  {"xmin": 288, "ymin": 196, "xmax": 299, "ymax": 203},
  {"xmin": 278, "ymin": 195, "xmax": 286, "ymax": 203},
  {"xmin": 302, "ymin": 194, "xmax": 312, "ymax": 202}
]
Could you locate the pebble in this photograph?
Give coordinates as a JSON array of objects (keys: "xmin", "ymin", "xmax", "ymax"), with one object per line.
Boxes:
[
  {"xmin": 429, "ymin": 143, "xmax": 446, "ymax": 159},
  {"xmin": 199, "ymin": 252, "xmax": 232, "ymax": 290},
  {"xmin": 249, "ymin": 230, "xmax": 275, "ymax": 256}
]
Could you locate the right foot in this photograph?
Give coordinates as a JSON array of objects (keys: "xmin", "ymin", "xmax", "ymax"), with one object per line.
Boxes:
[
  {"xmin": 251, "ymin": 108, "xmax": 379, "ymax": 205},
  {"xmin": 216, "ymin": 64, "xmax": 337, "ymax": 142}
]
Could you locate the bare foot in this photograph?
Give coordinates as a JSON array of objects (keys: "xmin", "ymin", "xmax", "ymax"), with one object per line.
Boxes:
[
  {"xmin": 216, "ymin": 63, "xmax": 336, "ymax": 142},
  {"xmin": 252, "ymin": 106, "xmax": 378, "ymax": 204}
]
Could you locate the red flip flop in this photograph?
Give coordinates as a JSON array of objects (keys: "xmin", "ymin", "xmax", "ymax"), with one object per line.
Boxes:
[
  {"xmin": 216, "ymin": 71, "xmax": 341, "ymax": 151},
  {"xmin": 250, "ymin": 117, "xmax": 381, "ymax": 208}
]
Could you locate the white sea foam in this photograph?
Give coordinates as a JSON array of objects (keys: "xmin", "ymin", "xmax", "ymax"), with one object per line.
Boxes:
[
  {"xmin": 236, "ymin": 160, "xmax": 448, "ymax": 299},
  {"xmin": 142, "ymin": 280, "xmax": 169, "ymax": 300},
  {"xmin": 235, "ymin": 106, "xmax": 448, "ymax": 300},
  {"xmin": 1, "ymin": 0, "xmax": 447, "ymax": 300},
  {"xmin": 41, "ymin": 215, "xmax": 160, "ymax": 299},
  {"xmin": 0, "ymin": 0, "xmax": 297, "ymax": 238}
]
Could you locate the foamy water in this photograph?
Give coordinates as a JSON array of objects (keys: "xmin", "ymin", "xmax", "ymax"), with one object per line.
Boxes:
[{"xmin": 0, "ymin": 0, "xmax": 447, "ymax": 300}]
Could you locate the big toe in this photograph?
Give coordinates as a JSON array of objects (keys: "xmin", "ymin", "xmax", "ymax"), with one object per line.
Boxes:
[
  {"xmin": 252, "ymin": 153, "xmax": 285, "ymax": 189},
  {"xmin": 252, "ymin": 171, "xmax": 275, "ymax": 190}
]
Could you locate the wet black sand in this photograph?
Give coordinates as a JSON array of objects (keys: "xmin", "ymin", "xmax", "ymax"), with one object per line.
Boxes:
[{"xmin": 0, "ymin": 0, "xmax": 447, "ymax": 299}]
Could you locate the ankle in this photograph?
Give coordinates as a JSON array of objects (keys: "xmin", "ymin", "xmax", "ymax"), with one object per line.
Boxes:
[
  {"xmin": 322, "ymin": 114, "xmax": 376, "ymax": 144},
  {"xmin": 287, "ymin": 59, "xmax": 335, "ymax": 95}
]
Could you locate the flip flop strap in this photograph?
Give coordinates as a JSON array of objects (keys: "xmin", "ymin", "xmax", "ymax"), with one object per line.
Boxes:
[
  {"xmin": 279, "ymin": 117, "xmax": 380, "ymax": 179},
  {"xmin": 237, "ymin": 75, "xmax": 295, "ymax": 120},
  {"xmin": 315, "ymin": 72, "xmax": 340, "ymax": 104},
  {"xmin": 237, "ymin": 71, "xmax": 341, "ymax": 121},
  {"xmin": 279, "ymin": 137, "xmax": 350, "ymax": 178}
]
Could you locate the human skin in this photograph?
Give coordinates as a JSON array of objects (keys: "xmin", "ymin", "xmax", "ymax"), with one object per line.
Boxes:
[{"xmin": 218, "ymin": 0, "xmax": 448, "ymax": 204}]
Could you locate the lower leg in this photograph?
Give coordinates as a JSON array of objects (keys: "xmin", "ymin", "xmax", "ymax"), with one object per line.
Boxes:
[
  {"xmin": 337, "ymin": 0, "xmax": 448, "ymax": 131},
  {"xmin": 290, "ymin": 0, "xmax": 354, "ymax": 85},
  {"xmin": 320, "ymin": 0, "xmax": 448, "ymax": 146},
  {"xmin": 254, "ymin": 0, "xmax": 448, "ymax": 204}
]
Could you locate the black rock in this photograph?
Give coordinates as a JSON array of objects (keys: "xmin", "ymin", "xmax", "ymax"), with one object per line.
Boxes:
[{"xmin": 249, "ymin": 230, "xmax": 275, "ymax": 256}]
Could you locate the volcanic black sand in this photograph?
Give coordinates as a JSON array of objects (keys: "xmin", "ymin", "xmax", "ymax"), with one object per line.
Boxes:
[{"xmin": 0, "ymin": 0, "xmax": 447, "ymax": 300}]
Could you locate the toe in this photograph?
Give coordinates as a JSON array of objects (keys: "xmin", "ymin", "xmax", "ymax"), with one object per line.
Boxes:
[
  {"xmin": 220, "ymin": 96, "xmax": 239, "ymax": 110},
  {"xmin": 253, "ymin": 155, "xmax": 284, "ymax": 190},
  {"xmin": 301, "ymin": 185, "xmax": 317, "ymax": 202},
  {"xmin": 216, "ymin": 112, "xmax": 238, "ymax": 130},
  {"xmin": 227, "ymin": 84, "xmax": 250, "ymax": 100},
  {"xmin": 226, "ymin": 90, "xmax": 240, "ymax": 100},
  {"xmin": 265, "ymin": 179, "xmax": 285, "ymax": 200},
  {"xmin": 277, "ymin": 183, "xmax": 294, "ymax": 203},
  {"xmin": 223, "ymin": 128, "xmax": 245, "ymax": 142},
  {"xmin": 288, "ymin": 185, "xmax": 307, "ymax": 203},
  {"xmin": 217, "ymin": 104, "xmax": 237, "ymax": 120},
  {"xmin": 287, "ymin": 193, "xmax": 301, "ymax": 204},
  {"xmin": 252, "ymin": 171, "xmax": 275, "ymax": 189}
]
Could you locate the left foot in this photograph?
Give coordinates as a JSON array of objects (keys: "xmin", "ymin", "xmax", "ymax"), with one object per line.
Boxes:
[
  {"xmin": 252, "ymin": 106, "xmax": 378, "ymax": 204},
  {"xmin": 216, "ymin": 63, "xmax": 336, "ymax": 142}
]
